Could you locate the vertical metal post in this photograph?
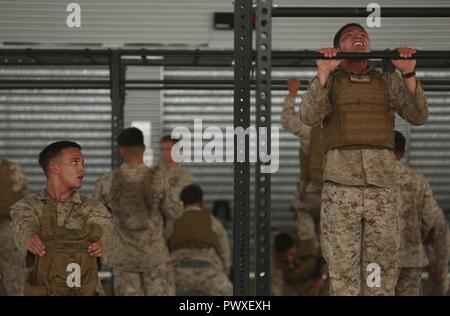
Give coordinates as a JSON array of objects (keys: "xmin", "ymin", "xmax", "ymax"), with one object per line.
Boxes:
[
  {"xmin": 255, "ymin": 0, "xmax": 272, "ymax": 296},
  {"xmin": 233, "ymin": 0, "xmax": 252, "ymax": 296},
  {"xmin": 110, "ymin": 50, "xmax": 124, "ymax": 168}
]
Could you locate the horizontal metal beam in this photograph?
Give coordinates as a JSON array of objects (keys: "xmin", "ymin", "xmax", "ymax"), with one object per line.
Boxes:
[
  {"xmin": 271, "ymin": 7, "xmax": 450, "ymax": 18},
  {"xmin": 1, "ymin": 85, "xmax": 448, "ymax": 92},
  {"xmin": 1, "ymin": 79, "xmax": 450, "ymax": 90},
  {"xmin": 1, "ymin": 49, "xmax": 450, "ymax": 67},
  {"xmin": 0, "ymin": 49, "xmax": 234, "ymax": 56}
]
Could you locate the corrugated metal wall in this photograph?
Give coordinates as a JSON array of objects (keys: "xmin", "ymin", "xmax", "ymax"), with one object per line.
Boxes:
[
  {"xmin": 1, "ymin": 0, "xmax": 450, "ymax": 49},
  {"xmin": 124, "ymin": 66, "xmax": 162, "ymax": 166},
  {"xmin": 0, "ymin": 66, "xmax": 111, "ymax": 195},
  {"xmin": 409, "ymin": 84, "xmax": 450, "ymax": 208}
]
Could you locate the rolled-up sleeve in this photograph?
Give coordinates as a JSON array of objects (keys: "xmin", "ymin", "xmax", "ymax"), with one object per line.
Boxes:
[
  {"xmin": 86, "ymin": 199, "xmax": 112, "ymax": 264},
  {"xmin": 300, "ymin": 77, "xmax": 331, "ymax": 127},
  {"xmin": 10, "ymin": 199, "xmax": 40, "ymax": 254},
  {"xmin": 388, "ymin": 72, "xmax": 428, "ymax": 126}
]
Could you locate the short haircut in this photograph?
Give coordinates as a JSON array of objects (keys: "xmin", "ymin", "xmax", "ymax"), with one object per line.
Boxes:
[
  {"xmin": 39, "ymin": 141, "xmax": 82, "ymax": 175},
  {"xmin": 333, "ymin": 23, "xmax": 367, "ymax": 48},
  {"xmin": 274, "ymin": 232, "xmax": 295, "ymax": 253},
  {"xmin": 160, "ymin": 135, "xmax": 177, "ymax": 144},
  {"xmin": 180, "ymin": 184, "xmax": 203, "ymax": 206},
  {"xmin": 394, "ymin": 130, "xmax": 406, "ymax": 153},
  {"xmin": 118, "ymin": 127, "xmax": 144, "ymax": 147}
]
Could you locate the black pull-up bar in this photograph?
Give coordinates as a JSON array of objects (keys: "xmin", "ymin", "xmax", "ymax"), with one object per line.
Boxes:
[
  {"xmin": 272, "ymin": 50, "xmax": 450, "ymax": 60},
  {"xmin": 2, "ymin": 79, "xmax": 450, "ymax": 91},
  {"xmin": 271, "ymin": 7, "xmax": 450, "ymax": 18}
]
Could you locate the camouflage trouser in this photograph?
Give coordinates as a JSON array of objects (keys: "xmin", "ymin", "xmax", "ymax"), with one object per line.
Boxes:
[
  {"xmin": 0, "ymin": 222, "xmax": 25, "ymax": 296},
  {"xmin": 293, "ymin": 184, "xmax": 322, "ymax": 237},
  {"xmin": 321, "ymin": 181, "xmax": 398, "ymax": 296},
  {"xmin": 173, "ymin": 261, "xmax": 232, "ymax": 296},
  {"xmin": 297, "ymin": 211, "xmax": 318, "ymax": 241},
  {"xmin": 396, "ymin": 267, "xmax": 422, "ymax": 296},
  {"xmin": 422, "ymin": 267, "xmax": 449, "ymax": 296},
  {"xmin": 113, "ymin": 261, "xmax": 176, "ymax": 296}
]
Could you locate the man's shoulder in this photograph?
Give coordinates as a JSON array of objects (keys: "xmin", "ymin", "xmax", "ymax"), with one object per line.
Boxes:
[
  {"xmin": 397, "ymin": 162, "xmax": 429, "ymax": 188},
  {"xmin": 400, "ymin": 163, "xmax": 426, "ymax": 181},
  {"xmin": 96, "ymin": 169, "xmax": 115, "ymax": 184},
  {"xmin": 1, "ymin": 160, "xmax": 25, "ymax": 175},
  {"xmin": 1, "ymin": 159, "xmax": 20, "ymax": 170},
  {"xmin": 145, "ymin": 165, "xmax": 165, "ymax": 178},
  {"xmin": 10, "ymin": 192, "xmax": 43, "ymax": 211},
  {"xmin": 141, "ymin": 165, "xmax": 168, "ymax": 186},
  {"xmin": 210, "ymin": 213, "xmax": 227, "ymax": 231}
]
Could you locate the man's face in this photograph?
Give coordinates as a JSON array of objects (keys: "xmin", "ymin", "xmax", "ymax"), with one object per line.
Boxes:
[
  {"xmin": 51, "ymin": 148, "xmax": 85, "ymax": 190},
  {"xmin": 280, "ymin": 245, "xmax": 300, "ymax": 264},
  {"xmin": 338, "ymin": 26, "xmax": 371, "ymax": 53},
  {"xmin": 160, "ymin": 140, "xmax": 174, "ymax": 165}
]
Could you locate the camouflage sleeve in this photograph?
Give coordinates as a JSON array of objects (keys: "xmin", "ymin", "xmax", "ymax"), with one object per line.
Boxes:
[
  {"xmin": 388, "ymin": 72, "xmax": 428, "ymax": 126},
  {"xmin": 296, "ymin": 211, "xmax": 317, "ymax": 241},
  {"xmin": 281, "ymin": 96, "xmax": 310, "ymax": 138},
  {"xmin": 299, "ymin": 77, "xmax": 332, "ymax": 127},
  {"xmin": 92, "ymin": 175, "xmax": 109, "ymax": 208},
  {"xmin": 420, "ymin": 176, "xmax": 439, "ymax": 238},
  {"xmin": 85, "ymin": 199, "xmax": 112, "ymax": 264},
  {"xmin": 270, "ymin": 251, "xmax": 284, "ymax": 296},
  {"xmin": 430, "ymin": 208, "xmax": 450, "ymax": 273},
  {"xmin": 158, "ymin": 170, "xmax": 183, "ymax": 221},
  {"xmin": 211, "ymin": 216, "xmax": 231, "ymax": 274},
  {"xmin": 9, "ymin": 199, "xmax": 40, "ymax": 253},
  {"xmin": 174, "ymin": 167, "xmax": 194, "ymax": 198},
  {"xmin": 9, "ymin": 163, "xmax": 28, "ymax": 194}
]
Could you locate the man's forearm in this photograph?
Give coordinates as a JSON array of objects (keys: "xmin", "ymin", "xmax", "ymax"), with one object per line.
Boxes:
[
  {"xmin": 403, "ymin": 76, "xmax": 418, "ymax": 95},
  {"xmin": 281, "ymin": 96, "xmax": 303, "ymax": 135}
]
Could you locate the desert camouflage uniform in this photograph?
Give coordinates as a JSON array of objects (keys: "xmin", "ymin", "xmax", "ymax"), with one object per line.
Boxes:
[
  {"xmin": 170, "ymin": 206, "xmax": 232, "ymax": 296},
  {"xmin": 271, "ymin": 228, "xmax": 328, "ymax": 296},
  {"xmin": 281, "ymin": 96, "xmax": 322, "ymax": 235},
  {"xmin": 423, "ymin": 208, "xmax": 450, "ymax": 296},
  {"xmin": 395, "ymin": 162, "xmax": 439, "ymax": 296},
  {"xmin": 10, "ymin": 190, "xmax": 112, "ymax": 295},
  {"xmin": 0, "ymin": 160, "xmax": 27, "ymax": 296},
  {"xmin": 94, "ymin": 163, "xmax": 181, "ymax": 296},
  {"xmin": 301, "ymin": 67, "xmax": 428, "ymax": 295},
  {"xmin": 160, "ymin": 163, "xmax": 193, "ymax": 239}
]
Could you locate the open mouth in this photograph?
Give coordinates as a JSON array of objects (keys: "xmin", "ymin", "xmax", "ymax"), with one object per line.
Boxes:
[
  {"xmin": 353, "ymin": 41, "xmax": 365, "ymax": 47},
  {"xmin": 77, "ymin": 175, "xmax": 84, "ymax": 180}
]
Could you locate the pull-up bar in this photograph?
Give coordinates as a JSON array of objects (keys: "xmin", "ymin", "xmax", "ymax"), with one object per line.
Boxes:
[{"xmin": 275, "ymin": 51, "xmax": 450, "ymax": 60}]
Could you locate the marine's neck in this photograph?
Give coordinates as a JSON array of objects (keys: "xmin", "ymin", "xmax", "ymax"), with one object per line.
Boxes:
[
  {"xmin": 124, "ymin": 156, "xmax": 144, "ymax": 167},
  {"xmin": 164, "ymin": 160, "xmax": 177, "ymax": 169},
  {"xmin": 45, "ymin": 181, "xmax": 74, "ymax": 202},
  {"xmin": 341, "ymin": 59, "xmax": 369, "ymax": 74}
]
